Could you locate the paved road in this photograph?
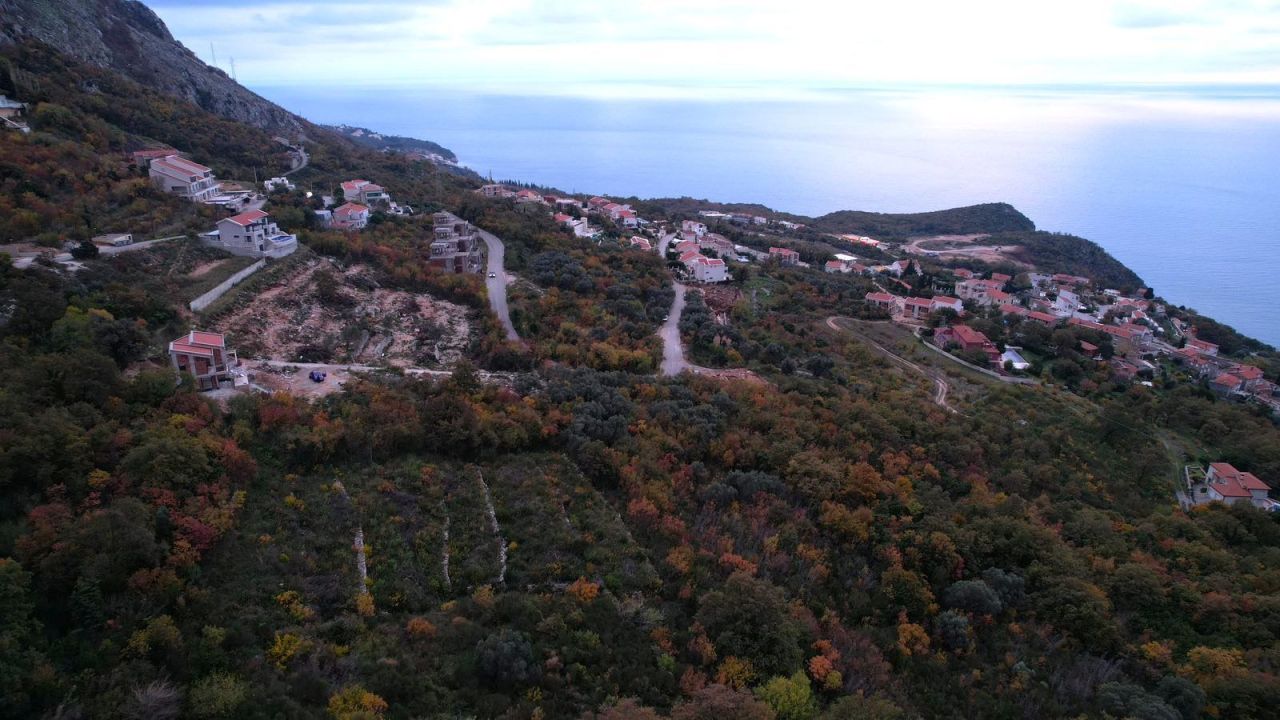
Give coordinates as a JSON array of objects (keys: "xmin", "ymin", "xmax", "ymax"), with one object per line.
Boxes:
[
  {"xmin": 100, "ymin": 235, "xmax": 185, "ymax": 256},
  {"xmin": 439, "ymin": 213, "xmax": 522, "ymax": 344},
  {"xmin": 660, "ymin": 282, "xmax": 690, "ymax": 376},
  {"xmin": 281, "ymin": 142, "xmax": 309, "ymax": 177},
  {"xmin": 825, "ymin": 316, "xmax": 956, "ymax": 413}
]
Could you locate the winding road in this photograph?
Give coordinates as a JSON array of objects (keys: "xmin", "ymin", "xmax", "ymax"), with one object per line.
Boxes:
[{"xmin": 825, "ymin": 316, "xmax": 956, "ymax": 413}]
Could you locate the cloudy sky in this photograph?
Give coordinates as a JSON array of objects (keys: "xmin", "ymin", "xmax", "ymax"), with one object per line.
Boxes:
[{"xmin": 148, "ymin": 0, "xmax": 1280, "ymax": 96}]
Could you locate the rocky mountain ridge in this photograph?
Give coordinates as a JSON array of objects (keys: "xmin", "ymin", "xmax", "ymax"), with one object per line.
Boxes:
[{"xmin": 0, "ymin": 0, "xmax": 305, "ymax": 137}]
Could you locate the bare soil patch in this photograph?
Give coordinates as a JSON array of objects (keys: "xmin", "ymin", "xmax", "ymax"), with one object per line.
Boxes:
[{"xmin": 213, "ymin": 258, "xmax": 472, "ymax": 368}]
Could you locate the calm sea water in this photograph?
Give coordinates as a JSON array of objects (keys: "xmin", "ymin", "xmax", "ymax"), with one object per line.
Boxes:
[{"xmin": 260, "ymin": 85, "xmax": 1280, "ymax": 347}]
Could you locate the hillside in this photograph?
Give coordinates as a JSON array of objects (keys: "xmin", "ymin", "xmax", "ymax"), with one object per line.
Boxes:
[
  {"xmin": 810, "ymin": 202, "xmax": 1037, "ymax": 238},
  {"xmin": 0, "ymin": 0, "xmax": 305, "ymax": 137},
  {"xmin": 1, "ymin": 6, "xmax": 1280, "ymax": 720}
]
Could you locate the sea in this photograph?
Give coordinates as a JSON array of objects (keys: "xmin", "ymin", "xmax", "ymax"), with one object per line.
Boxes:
[{"xmin": 259, "ymin": 85, "xmax": 1280, "ymax": 347}]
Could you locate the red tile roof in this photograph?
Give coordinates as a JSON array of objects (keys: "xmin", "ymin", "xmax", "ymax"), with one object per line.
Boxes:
[
  {"xmin": 1212, "ymin": 373, "xmax": 1242, "ymax": 388},
  {"xmin": 223, "ymin": 209, "xmax": 269, "ymax": 226},
  {"xmin": 334, "ymin": 202, "xmax": 369, "ymax": 218},
  {"xmin": 865, "ymin": 292, "xmax": 895, "ymax": 303},
  {"xmin": 188, "ymin": 331, "xmax": 225, "ymax": 347},
  {"xmin": 1235, "ymin": 365, "xmax": 1264, "ymax": 381},
  {"xmin": 1208, "ymin": 462, "xmax": 1269, "ymax": 496},
  {"xmin": 154, "ymin": 154, "xmax": 212, "ymax": 176}
]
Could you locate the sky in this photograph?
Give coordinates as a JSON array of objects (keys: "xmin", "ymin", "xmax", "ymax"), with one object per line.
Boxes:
[{"xmin": 147, "ymin": 0, "xmax": 1280, "ymax": 97}]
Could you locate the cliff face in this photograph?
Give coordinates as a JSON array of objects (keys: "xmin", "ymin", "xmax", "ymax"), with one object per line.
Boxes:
[{"xmin": 0, "ymin": 0, "xmax": 305, "ymax": 138}]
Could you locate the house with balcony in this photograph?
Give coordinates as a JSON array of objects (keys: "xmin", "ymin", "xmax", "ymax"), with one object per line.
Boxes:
[
  {"xmin": 169, "ymin": 330, "xmax": 238, "ymax": 391},
  {"xmin": 211, "ymin": 209, "xmax": 298, "ymax": 258},
  {"xmin": 150, "ymin": 154, "xmax": 218, "ymax": 203},
  {"xmin": 341, "ymin": 179, "xmax": 390, "ymax": 206},
  {"xmin": 429, "ymin": 212, "xmax": 483, "ymax": 274}
]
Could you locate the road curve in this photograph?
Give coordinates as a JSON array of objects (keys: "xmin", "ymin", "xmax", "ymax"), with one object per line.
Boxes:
[
  {"xmin": 440, "ymin": 212, "xmax": 521, "ymax": 344},
  {"xmin": 660, "ymin": 282, "xmax": 689, "ymax": 376}
]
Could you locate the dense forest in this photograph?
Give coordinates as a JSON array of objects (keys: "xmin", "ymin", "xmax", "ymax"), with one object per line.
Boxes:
[{"xmin": 1, "ymin": 26, "xmax": 1280, "ymax": 720}]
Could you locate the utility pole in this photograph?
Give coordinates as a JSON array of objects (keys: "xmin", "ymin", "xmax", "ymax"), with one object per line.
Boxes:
[
  {"xmin": 230, "ymin": 57, "xmax": 237, "ymax": 81},
  {"xmin": 210, "ymin": 43, "xmax": 217, "ymax": 68}
]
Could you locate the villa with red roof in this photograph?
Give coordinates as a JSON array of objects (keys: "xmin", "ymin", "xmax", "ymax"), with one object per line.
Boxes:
[
  {"xmin": 1186, "ymin": 338, "xmax": 1219, "ymax": 356},
  {"xmin": 331, "ymin": 202, "xmax": 370, "ymax": 230},
  {"xmin": 864, "ymin": 292, "xmax": 896, "ymax": 312},
  {"xmin": 213, "ymin": 210, "xmax": 298, "ymax": 258},
  {"xmin": 934, "ymin": 324, "xmax": 1001, "ymax": 366},
  {"xmin": 901, "ymin": 297, "xmax": 933, "ymax": 320},
  {"xmin": 169, "ymin": 330, "xmax": 238, "ymax": 391},
  {"xmin": 341, "ymin": 179, "xmax": 390, "ymax": 206},
  {"xmin": 1182, "ymin": 462, "xmax": 1277, "ymax": 512},
  {"xmin": 150, "ymin": 154, "xmax": 218, "ymax": 202},
  {"xmin": 1210, "ymin": 373, "xmax": 1244, "ymax": 396}
]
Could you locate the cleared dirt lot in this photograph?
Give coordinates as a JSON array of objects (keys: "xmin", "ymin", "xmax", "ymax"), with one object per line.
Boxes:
[
  {"xmin": 213, "ymin": 258, "xmax": 472, "ymax": 369},
  {"xmin": 901, "ymin": 234, "xmax": 1032, "ymax": 268}
]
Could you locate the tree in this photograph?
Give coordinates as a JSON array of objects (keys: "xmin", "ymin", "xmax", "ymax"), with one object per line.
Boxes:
[
  {"xmin": 673, "ymin": 684, "xmax": 775, "ymax": 720},
  {"xmin": 756, "ymin": 672, "xmax": 816, "ymax": 720},
  {"xmin": 188, "ymin": 674, "xmax": 248, "ymax": 719},
  {"xmin": 818, "ymin": 694, "xmax": 904, "ymax": 720},
  {"xmin": 0, "ymin": 559, "xmax": 42, "ymax": 718},
  {"xmin": 942, "ymin": 579, "xmax": 1002, "ymax": 616},
  {"xmin": 580, "ymin": 699, "xmax": 664, "ymax": 720},
  {"xmin": 475, "ymin": 629, "xmax": 538, "ymax": 687},
  {"xmin": 696, "ymin": 573, "xmax": 807, "ymax": 678}
]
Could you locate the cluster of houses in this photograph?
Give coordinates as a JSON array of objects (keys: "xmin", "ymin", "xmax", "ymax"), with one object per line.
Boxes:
[
  {"xmin": 478, "ymin": 185, "xmax": 642, "ymax": 235},
  {"xmin": 696, "ymin": 209, "xmax": 805, "ymax": 231},
  {"xmin": 315, "ymin": 178, "xmax": 412, "ymax": 230},
  {"xmin": 671, "ymin": 220, "xmax": 729, "ymax": 283},
  {"xmin": 1180, "ymin": 462, "xmax": 1279, "ymax": 512},
  {"xmin": 429, "ymin": 212, "xmax": 484, "ymax": 274},
  {"xmin": 825, "ymin": 256, "xmax": 917, "ymax": 277},
  {"xmin": 865, "ymin": 291, "xmax": 965, "ymax": 320}
]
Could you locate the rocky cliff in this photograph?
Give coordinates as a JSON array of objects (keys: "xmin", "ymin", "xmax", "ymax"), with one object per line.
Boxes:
[{"xmin": 0, "ymin": 0, "xmax": 305, "ymax": 138}]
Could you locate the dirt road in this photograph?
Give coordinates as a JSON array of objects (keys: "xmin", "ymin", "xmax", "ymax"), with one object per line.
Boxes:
[
  {"xmin": 825, "ymin": 316, "xmax": 956, "ymax": 412},
  {"xmin": 660, "ymin": 282, "xmax": 689, "ymax": 376}
]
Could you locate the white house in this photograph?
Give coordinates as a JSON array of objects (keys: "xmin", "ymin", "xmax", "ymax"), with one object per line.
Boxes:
[
  {"xmin": 264, "ymin": 176, "xmax": 295, "ymax": 192},
  {"xmin": 685, "ymin": 255, "xmax": 728, "ymax": 283},
  {"xmin": 682, "ymin": 220, "xmax": 708, "ymax": 238},
  {"xmin": 150, "ymin": 155, "xmax": 218, "ymax": 203},
  {"xmin": 212, "ymin": 210, "xmax": 298, "ymax": 258}
]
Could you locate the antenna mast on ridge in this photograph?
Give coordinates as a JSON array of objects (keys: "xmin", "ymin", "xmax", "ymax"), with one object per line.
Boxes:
[
  {"xmin": 230, "ymin": 57, "xmax": 237, "ymax": 81},
  {"xmin": 210, "ymin": 43, "xmax": 218, "ymax": 68}
]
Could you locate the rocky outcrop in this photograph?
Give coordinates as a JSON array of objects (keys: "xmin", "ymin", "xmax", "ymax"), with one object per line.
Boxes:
[{"xmin": 0, "ymin": 0, "xmax": 305, "ymax": 138}]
